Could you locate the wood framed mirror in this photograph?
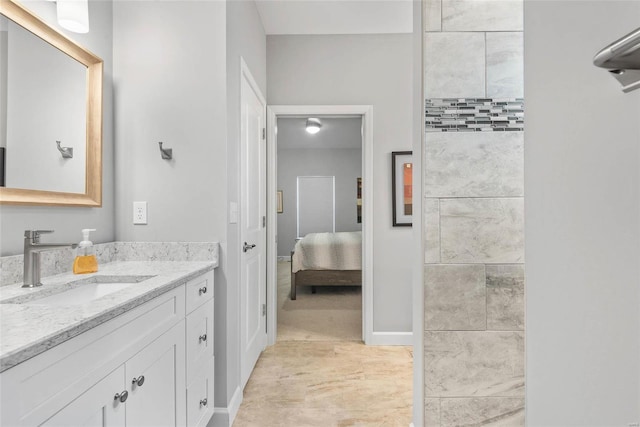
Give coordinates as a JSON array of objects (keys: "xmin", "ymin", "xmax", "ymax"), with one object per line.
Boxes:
[{"xmin": 0, "ymin": 0, "xmax": 102, "ymax": 206}]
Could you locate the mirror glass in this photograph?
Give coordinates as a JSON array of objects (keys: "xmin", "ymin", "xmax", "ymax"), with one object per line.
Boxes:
[
  {"xmin": 0, "ymin": 15, "xmax": 87, "ymax": 193},
  {"xmin": 0, "ymin": 0, "xmax": 102, "ymax": 207}
]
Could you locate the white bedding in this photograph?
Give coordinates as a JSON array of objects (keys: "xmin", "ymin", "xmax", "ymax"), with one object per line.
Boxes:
[{"xmin": 291, "ymin": 231, "xmax": 362, "ymax": 273}]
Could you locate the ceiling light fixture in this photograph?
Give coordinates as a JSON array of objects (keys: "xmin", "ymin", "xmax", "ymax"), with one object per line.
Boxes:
[
  {"xmin": 56, "ymin": 0, "xmax": 89, "ymax": 34},
  {"xmin": 305, "ymin": 118, "xmax": 322, "ymax": 135}
]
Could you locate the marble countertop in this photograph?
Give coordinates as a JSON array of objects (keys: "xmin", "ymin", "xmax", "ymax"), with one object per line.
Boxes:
[{"xmin": 0, "ymin": 260, "xmax": 217, "ymax": 373}]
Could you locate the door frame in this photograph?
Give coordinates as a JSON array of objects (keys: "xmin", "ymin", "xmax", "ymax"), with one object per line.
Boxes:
[{"xmin": 266, "ymin": 105, "xmax": 374, "ymax": 345}]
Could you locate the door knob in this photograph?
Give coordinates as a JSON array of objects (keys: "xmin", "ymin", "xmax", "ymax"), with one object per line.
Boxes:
[
  {"xmin": 243, "ymin": 242, "xmax": 256, "ymax": 252},
  {"xmin": 132, "ymin": 375, "xmax": 145, "ymax": 387},
  {"xmin": 114, "ymin": 390, "xmax": 128, "ymax": 403},
  {"xmin": 199, "ymin": 333, "xmax": 207, "ymax": 343}
]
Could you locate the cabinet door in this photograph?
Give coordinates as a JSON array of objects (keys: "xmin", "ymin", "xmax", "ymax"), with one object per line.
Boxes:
[
  {"xmin": 126, "ymin": 320, "xmax": 186, "ymax": 427},
  {"xmin": 186, "ymin": 299, "xmax": 214, "ymax": 382},
  {"xmin": 41, "ymin": 365, "xmax": 126, "ymax": 427}
]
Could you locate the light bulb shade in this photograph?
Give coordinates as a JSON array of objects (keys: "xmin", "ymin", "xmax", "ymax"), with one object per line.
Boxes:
[
  {"xmin": 305, "ymin": 118, "xmax": 322, "ymax": 134},
  {"xmin": 57, "ymin": 0, "xmax": 89, "ymax": 34}
]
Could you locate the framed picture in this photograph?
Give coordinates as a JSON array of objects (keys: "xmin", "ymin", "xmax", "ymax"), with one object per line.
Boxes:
[
  {"xmin": 277, "ymin": 190, "xmax": 283, "ymax": 214},
  {"xmin": 391, "ymin": 151, "xmax": 412, "ymax": 227},
  {"xmin": 356, "ymin": 177, "xmax": 362, "ymax": 223}
]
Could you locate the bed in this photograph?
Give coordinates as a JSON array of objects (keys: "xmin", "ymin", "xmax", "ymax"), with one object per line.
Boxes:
[{"xmin": 290, "ymin": 231, "xmax": 362, "ymax": 300}]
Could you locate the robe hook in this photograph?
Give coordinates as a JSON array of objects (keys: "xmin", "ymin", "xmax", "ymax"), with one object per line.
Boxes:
[{"xmin": 158, "ymin": 141, "xmax": 173, "ymax": 160}]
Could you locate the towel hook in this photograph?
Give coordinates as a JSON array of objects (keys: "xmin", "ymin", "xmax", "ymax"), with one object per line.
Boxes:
[
  {"xmin": 56, "ymin": 141, "xmax": 73, "ymax": 159},
  {"xmin": 158, "ymin": 142, "xmax": 173, "ymax": 160}
]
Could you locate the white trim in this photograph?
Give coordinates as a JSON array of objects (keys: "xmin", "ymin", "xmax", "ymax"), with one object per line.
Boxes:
[
  {"xmin": 369, "ymin": 331, "xmax": 413, "ymax": 346},
  {"xmin": 412, "ymin": 1, "xmax": 425, "ymax": 426},
  {"xmin": 266, "ymin": 105, "xmax": 374, "ymax": 346},
  {"xmin": 211, "ymin": 386, "xmax": 243, "ymax": 427}
]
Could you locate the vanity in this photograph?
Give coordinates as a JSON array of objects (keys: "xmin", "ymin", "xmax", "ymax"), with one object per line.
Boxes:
[{"xmin": 0, "ymin": 258, "xmax": 217, "ymax": 426}]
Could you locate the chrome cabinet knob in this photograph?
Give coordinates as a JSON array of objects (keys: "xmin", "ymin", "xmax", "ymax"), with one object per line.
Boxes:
[
  {"xmin": 132, "ymin": 375, "xmax": 145, "ymax": 387},
  {"xmin": 199, "ymin": 286, "xmax": 207, "ymax": 295},
  {"xmin": 200, "ymin": 398, "xmax": 208, "ymax": 407},
  {"xmin": 114, "ymin": 390, "xmax": 128, "ymax": 403},
  {"xmin": 243, "ymin": 242, "xmax": 256, "ymax": 252},
  {"xmin": 199, "ymin": 333, "xmax": 207, "ymax": 343}
]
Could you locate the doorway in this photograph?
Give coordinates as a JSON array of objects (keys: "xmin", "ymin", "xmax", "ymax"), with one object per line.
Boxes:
[{"xmin": 266, "ymin": 105, "xmax": 374, "ymax": 346}]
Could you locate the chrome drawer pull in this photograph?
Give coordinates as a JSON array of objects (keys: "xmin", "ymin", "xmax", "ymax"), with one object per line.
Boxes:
[
  {"xmin": 114, "ymin": 390, "xmax": 128, "ymax": 403},
  {"xmin": 199, "ymin": 286, "xmax": 207, "ymax": 295},
  {"xmin": 199, "ymin": 333, "xmax": 207, "ymax": 343},
  {"xmin": 200, "ymin": 398, "xmax": 208, "ymax": 407},
  {"xmin": 132, "ymin": 375, "xmax": 145, "ymax": 387}
]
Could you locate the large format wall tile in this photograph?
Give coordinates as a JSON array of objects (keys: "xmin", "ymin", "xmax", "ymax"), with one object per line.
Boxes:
[
  {"xmin": 442, "ymin": 0, "xmax": 523, "ymax": 32},
  {"xmin": 424, "ymin": 0, "xmax": 442, "ymax": 32},
  {"xmin": 425, "ymin": 264, "xmax": 486, "ymax": 330},
  {"xmin": 440, "ymin": 198, "xmax": 524, "ymax": 264},
  {"xmin": 425, "ymin": 398, "xmax": 441, "ymax": 427},
  {"xmin": 487, "ymin": 32, "xmax": 524, "ymax": 98},
  {"xmin": 440, "ymin": 397, "xmax": 525, "ymax": 426},
  {"xmin": 487, "ymin": 264, "xmax": 524, "ymax": 330},
  {"xmin": 425, "ymin": 198, "xmax": 441, "ymax": 263},
  {"xmin": 425, "ymin": 33, "xmax": 485, "ymax": 98},
  {"xmin": 425, "ymin": 331, "xmax": 524, "ymax": 397},
  {"xmin": 425, "ymin": 132, "xmax": 524, "ymax": 198}
]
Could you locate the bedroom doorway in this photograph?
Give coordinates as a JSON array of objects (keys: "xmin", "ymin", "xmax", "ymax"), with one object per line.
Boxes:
[{"xmin": 266, "ymin": 105, "xmax": 374, "ymax": 345}]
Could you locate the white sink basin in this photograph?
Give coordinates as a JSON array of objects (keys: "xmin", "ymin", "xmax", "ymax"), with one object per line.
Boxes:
[{"xmin": 2, "ymin": 275, "xmax": 155, "ymax": 306}]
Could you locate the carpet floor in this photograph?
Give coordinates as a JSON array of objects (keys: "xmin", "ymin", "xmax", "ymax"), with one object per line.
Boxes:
[{"xmin": 233, "ymin": 261, "xmax": 413, "ymax": 427}]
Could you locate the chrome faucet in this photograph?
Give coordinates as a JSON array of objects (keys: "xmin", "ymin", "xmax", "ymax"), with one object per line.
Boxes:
[{"xmin": 23, "ymin": 230, "xmax": 77, "ymax": 288}]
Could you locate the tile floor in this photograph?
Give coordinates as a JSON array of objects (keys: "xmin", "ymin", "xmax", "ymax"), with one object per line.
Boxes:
[{"xmin": 233, "ymin": 262, "xmax": 413, "ymax": 426}]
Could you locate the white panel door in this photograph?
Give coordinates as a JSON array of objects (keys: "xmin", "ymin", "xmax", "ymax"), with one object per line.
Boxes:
[{"xmin": 240, "ymin": 62, "xmax": 267, "ymax": 389}]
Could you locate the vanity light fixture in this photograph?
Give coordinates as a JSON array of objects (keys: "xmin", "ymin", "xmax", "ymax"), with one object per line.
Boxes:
[
  {"xmin": 56, "ymin": 0, "xmax": 89, "ymax": 34},
  {"xmin": 305, "ymin": 118, "xmax": 322, "ymax": 135}
]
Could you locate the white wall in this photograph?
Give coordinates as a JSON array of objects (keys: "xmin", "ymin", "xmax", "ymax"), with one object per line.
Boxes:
[
  {"xmin": 0, "ymin": 0, "xmax": 115, "ymax": 256},
  {"xmin": 112, "ymin": 0, "xmax": 238, "ymax": 418},
  {"xmin": 525, "ymin": 1, "xmax": 640, "ymax": 425},
  {"xmin": 277, "ymin": 147, "xmax": 362, "ymax": 256},
  {"xmin": 268, "ymin": 34, "xmax": 413, "ymax": 333}
]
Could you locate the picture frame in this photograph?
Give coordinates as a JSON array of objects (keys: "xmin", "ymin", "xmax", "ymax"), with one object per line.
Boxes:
[
  {"xmin": 277, "ymin": 190, "xmax": 283, "ymax": 214},
  {"xmin": 391, "ymin": 151, "xmax": 413, "ymax": 227},
  {"xmin": 356, "ymin": 177, "xmax": 362, "ymax": 223}
]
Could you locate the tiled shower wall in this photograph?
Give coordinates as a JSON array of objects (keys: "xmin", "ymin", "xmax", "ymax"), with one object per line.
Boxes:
[{"xmin": 423, "ymin": 0, "xmax": 525, "ymax": 425}]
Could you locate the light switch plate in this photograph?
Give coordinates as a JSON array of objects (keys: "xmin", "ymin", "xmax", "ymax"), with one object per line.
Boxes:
[
  {"xmin": 133, "ymin": 201, "xmax": 147, "ymax": 225},
  {"xmin": 229, "ymin": 202, "xmax": 238, "ymax": 224}
]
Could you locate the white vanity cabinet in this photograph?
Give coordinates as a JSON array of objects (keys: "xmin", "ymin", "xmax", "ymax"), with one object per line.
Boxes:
[
  {"xmin": 0, "ymin": 270, "xmax": 215, "ymax": 427},
  {"xmin": 184, "ymin": 273, "xmax": 215, "ymax": 427}
]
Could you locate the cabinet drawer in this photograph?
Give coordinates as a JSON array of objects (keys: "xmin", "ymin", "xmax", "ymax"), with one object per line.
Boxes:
[
  {"xmin": 185, "ymin": 271, "xmax": 214, "ymax": 314},
  {"xmin": 186, "ymin": 357, "xmax": 214, "ymax": 427},
  {"xmin": 186, "ymin": 299, "xmax": 214, "ymax": 382}
]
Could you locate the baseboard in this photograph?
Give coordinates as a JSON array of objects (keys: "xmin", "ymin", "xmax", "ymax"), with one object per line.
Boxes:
[
  {"xmin": 369, "ymin": 331, "xmax": 413, "ymax": 346},
  {"xmin": 211, "ymin": 386, "xmax": 242, "ymax": 427},
  {"xmin": 277, "ymin": 256, "xmax": 290, "ymax": 262}
]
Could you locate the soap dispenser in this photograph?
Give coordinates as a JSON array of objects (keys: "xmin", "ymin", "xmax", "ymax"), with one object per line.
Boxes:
[{"xmin": 73, "ymin": 228, "xmax": 98, "ymax": 274}]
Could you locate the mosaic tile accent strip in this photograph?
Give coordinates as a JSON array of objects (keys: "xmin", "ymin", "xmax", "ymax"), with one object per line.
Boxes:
[{"xmin": 426, "ymin": 98, "xmax": 524, "ymax": 132}]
